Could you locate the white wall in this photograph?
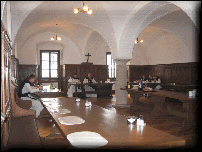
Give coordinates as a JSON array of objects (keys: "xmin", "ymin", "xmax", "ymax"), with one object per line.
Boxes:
[
  {"xmin": 17, "ymin": 31, "xmax": 110, "ymax": 65},
  {"xmin": 130, "ymin": 10, "xmax": 198, "ymax": 65},
  {"xmin": 84, "ymin": 31, "xmax": 111, "ymax": 65},
  {"xmin": 1, "ymin": 1, "xmax": 12, "ymax": 44},
  {"xmin": 17, "ymin": 10, "xmax": 198, "ymax": 66},
  {"xmin": 18, "ymin": 31, "xmax": 82, "ymax": 65}
]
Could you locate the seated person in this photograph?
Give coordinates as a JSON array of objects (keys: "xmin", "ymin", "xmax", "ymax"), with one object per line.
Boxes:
[
  {"xmin": 141, "ymin": 75, "xmax": 147, "ymax": 81},
  {"xmin": 32, "ymin": 77, "xmax": 41, "ymax": 88},
  {"xmin": 18, "ymin": 75, "xmax": 48, "ymax": 118},
  {"xmin": 153, "ymin": 75, "xmax": 161, "ymax": 83},
  {"xmin": 72, "ymin": 73, "xmax": 81, "ymax": 89},
  {"xmin": 148, "ymin": 74, "xmax": 153, "ymax": 82},
  {"xmin": 85, "ymin": 73, "xmax": 97, "ymax": 91},
  {"xmin": 73, "ymin": 73, "xmax": 79, "ymax": 80},
  {"xmin": 86, "ymin": 73, "xmax": 94, "ymax": 83}
]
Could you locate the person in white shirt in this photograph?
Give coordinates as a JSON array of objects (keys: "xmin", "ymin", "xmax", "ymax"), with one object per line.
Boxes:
[
  {"xmin": 153, "ymin": 75, "xmax": 161, "ymax": 83},
  {"xmin": 18, "ymin": 75, "xmax": 46, "ymax": 118}
]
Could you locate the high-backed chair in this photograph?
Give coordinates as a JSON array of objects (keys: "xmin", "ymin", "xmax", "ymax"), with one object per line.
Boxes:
[{"xmin": 10, "ymin": 79, "xmax": 35, "ymax": 117}]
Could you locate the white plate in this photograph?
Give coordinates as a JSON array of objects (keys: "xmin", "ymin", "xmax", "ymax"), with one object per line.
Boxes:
[
  {"xmin": 67, "ymin": 131, "xmax": 108, "ymax": 148},
  {"xmin": 58, "ymin": 116, "xmax": 85, "ymax": 125},
  {"xmin": 59, "ymin": 108, "xmax": 71, "ymax": 114}
]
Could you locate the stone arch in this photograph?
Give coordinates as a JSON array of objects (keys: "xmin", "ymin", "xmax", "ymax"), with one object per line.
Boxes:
[
  {"xmin": 118, "ymin": 1, "xmax": 199, "ymax": 60},
  {"xmin": 1, "ymin": 1, "xmax": 12, "ymax": 38}
]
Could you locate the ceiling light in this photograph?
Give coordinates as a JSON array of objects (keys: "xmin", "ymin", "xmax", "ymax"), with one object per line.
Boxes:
[
  {"xmin": 74, "ymin": 2, "xmax": 93, "ymax": 15},
  {"xmin": 135, "ymin": 38, "xmax": 143, "ymax": 44},
  {"xmin": 51, "ymin": 24, "xmax": 61, "ymax": 41}
]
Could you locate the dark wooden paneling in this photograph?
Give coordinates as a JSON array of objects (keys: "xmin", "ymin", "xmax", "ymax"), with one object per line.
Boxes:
[
  {"xmin": 80, "ymin": 63, "xmax": 94, "ymax": 81},
  {"xmin": 18, "ymin": 65, "xmax": 37, "ymax": 86},
  {"xmin": 95, "ymin": 65, "xmax": 108, "ymax": 82},
  {"xmin": 129, "ymin": 62, "xmax": 198, "ymax": 85},
  {"xmin": 65, "ymin": 63, "xmax": 108, "ymax": 82},
  {"xmin": 64, "ymin": 63, "xmax": 108, "ymax": 93},
  {"xmin": 65, "ymin": 64, "xmax": 80, "ymax": 81}
]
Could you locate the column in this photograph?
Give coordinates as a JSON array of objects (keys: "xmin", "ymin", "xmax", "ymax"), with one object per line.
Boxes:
[{"xmin": 113, "ymin": 59, "xmax": 130, "ymax": 108}]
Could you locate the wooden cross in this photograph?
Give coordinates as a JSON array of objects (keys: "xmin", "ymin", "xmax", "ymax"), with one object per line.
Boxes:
[{"xmin": 85, "ymin": 53, "xmax": 91, "ymax": 63}]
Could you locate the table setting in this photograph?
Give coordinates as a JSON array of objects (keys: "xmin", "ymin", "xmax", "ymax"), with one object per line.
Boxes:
[{"xmin": 40, "ymin": 97, "xmax": 185, "ymax": 149}]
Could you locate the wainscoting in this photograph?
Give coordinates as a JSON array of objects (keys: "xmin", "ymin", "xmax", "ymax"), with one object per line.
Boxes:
[
  {"xmin": 18, "ymin": 63, "xmax": 108, "ymax": 95},
  {"xmin": 18, "ymin": 64, "xmax": 37, "ymax": 86},
  {"xmin": 129, "ymin": 62, "xmax": 198, "ymax": 85}
]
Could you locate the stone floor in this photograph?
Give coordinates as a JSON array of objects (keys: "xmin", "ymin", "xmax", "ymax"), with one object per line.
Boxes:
[{"xmin": 35, "ymin": 94, "xmax": 198, "ymax": 149}]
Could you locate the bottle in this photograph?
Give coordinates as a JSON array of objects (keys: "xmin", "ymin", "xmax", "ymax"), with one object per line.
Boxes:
[
  {"xmin": 138, "ymin": 80, "xmax": 142, "ymax": 91},
  {"xmin": 128, "ymin": 82, "xmax": 131, "ymax": 89},
  {"xmin": 50, "ymin": 83, "xmax": 53, "ymax": 89}
]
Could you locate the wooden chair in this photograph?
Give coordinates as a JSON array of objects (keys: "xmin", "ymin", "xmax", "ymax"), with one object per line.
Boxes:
[{"xmin": 10, "ymin": 80, "xmax": 35, "ymax": 117}]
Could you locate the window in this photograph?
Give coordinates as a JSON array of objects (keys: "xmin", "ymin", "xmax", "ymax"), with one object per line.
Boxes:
[
  {"xmin": 106, "ymin": 52, "xmax": 116, "ymax": 78},
  {"xmin": 40, "ymin": 50, "xmax": 60, "ymax": 78}
]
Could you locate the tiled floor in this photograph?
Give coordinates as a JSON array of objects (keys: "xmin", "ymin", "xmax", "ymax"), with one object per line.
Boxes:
[{"xmin": 36, "ymin": 94, "xmax": 198, "ymax": 149}]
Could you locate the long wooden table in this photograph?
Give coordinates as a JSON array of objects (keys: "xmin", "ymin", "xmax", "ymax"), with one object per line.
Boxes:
[
  {"xmin": 35, "ymin": 88, "xmax": 64, "ymax": 98},
  {"xmin": 68, "ymin": 83, "xmax": 113, "ymax": 97},
  {"xmin": 131, "ymin": 83, "xmax": 197, "ymax": 92},
  {"xmin": 122, "ymin": 88, "xmax": 197, "ymax": 131},
  {"xmin": 40, "ymin": 97, "xmax": 185, "ymax": 149}
]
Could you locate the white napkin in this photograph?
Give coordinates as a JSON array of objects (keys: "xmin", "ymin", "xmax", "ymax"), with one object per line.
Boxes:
[
  {"xmin": 59, "ymin": 108, "xmax": 71, "ymax": 114},
  {"xmin": 67, "ymin": 131, "xmax": 108, "ymax": 148},
  {"xmin": 49, "ymin": 108, "xmax": 59, "ymax": 113},
  {"xmin": 58, "ymin": 116, "xmax": 85, "ymax": 125},
  {"xmin": 43, "ymin": 102, "xmax": 59, "ymax": 108},
  {"xmin": 92, "ymin": 78, "xmax": 97, "ymax": 83}
]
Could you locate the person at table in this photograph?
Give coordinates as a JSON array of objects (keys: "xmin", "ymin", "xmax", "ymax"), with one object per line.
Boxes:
[
  {"xmin": 73, "ymin": 73, "xmax": 81, "ymax": 89},
  {"xmin": 73, "ymin": 73, "xmax": 79, "ymax": 80},
  {"xmin": 18, "ymin": 75, "xmax": 48, "ymax": 118},
  {"xmin": 73, "ymin": 73, "xmax": 80, "ymax": 82},
  {"xmin": 141, "ymin": 75, "xmax": 147, "ymax": 81},
  {"xmin": 86, "ymin": 73, "xmax": 97, "ymax": 91},
  {"xmin": 32, "ymin": 77, "xmax": 42, "ymax": 88},
  {"xmin": 153, "ymin": 75, "xmax": 161, "ymax": 83},
  {"xmin": 148, "ymin": 74, "xmax": 153, "ymax": 82},
  {"xmin": 86, "ymin": 73, "xmax": 94, "ymax": 83}
]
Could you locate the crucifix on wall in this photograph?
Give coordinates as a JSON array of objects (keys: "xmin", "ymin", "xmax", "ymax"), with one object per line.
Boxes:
[{"xmin": 85, "ymin": 53, "xmax": 91, "ymax": 63}]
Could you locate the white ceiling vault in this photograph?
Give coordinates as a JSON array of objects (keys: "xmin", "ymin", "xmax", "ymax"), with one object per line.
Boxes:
[{"xmin": 1, "ymin": 1, "xmax": 200, "ymax": 61}]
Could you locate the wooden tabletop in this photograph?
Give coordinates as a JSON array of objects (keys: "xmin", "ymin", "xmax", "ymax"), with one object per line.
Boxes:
[
  {"xmin": 121, "ymin": 88, "xmax": 197, "ymax": 102},
  {"xmin": 35, "ymin": 89, "xmax": 64, "ymax": 98},
  {"xmin": 40, "ymin": 97, "xmax": 185, "ymax": 149},
  {"xmin": 68, "ymin": 83, "xmax": 114, "ymax": 85}
]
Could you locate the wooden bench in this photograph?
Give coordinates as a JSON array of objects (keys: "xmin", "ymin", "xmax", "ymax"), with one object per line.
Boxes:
[
  {"xmin": 10, "ymin": 80, "xmax": 35, "ymax": 117},
  {"xmin": 7, "ymin": 115, "xmax": 42, "ymax": 149},
  {"xmin": 6, "ymin": 80, "xmax": 42, "ymax": 149},
  {"xmin": 70, "ymin": 83, "xmax": 113, "ymax": 98},
  {"xmin": 123, "ymin": 88, "xmax": 197, "ymax": 131},
  {"xmin": 74, "ymin": 91, "xmax": 98, "ymax": 98}
]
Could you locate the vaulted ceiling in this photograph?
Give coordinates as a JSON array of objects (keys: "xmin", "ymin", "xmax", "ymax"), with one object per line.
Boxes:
[{"xmin": 1, "ymin": 1, "xmax": 200, "ymax": 60}]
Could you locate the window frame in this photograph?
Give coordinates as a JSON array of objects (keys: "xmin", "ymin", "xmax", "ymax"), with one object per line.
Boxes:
[
  {"xmin": 106, "ymin": 52, "xmax": 116, "ymax": 78},
  {"xmin": 40, "ymin": 50, "xmax": 60, "ymax": 79}
]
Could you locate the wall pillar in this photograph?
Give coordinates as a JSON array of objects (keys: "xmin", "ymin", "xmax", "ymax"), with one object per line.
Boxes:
[{"xmin": 113, "ymin": 59, "xmax": 130, "ymax": 108}]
